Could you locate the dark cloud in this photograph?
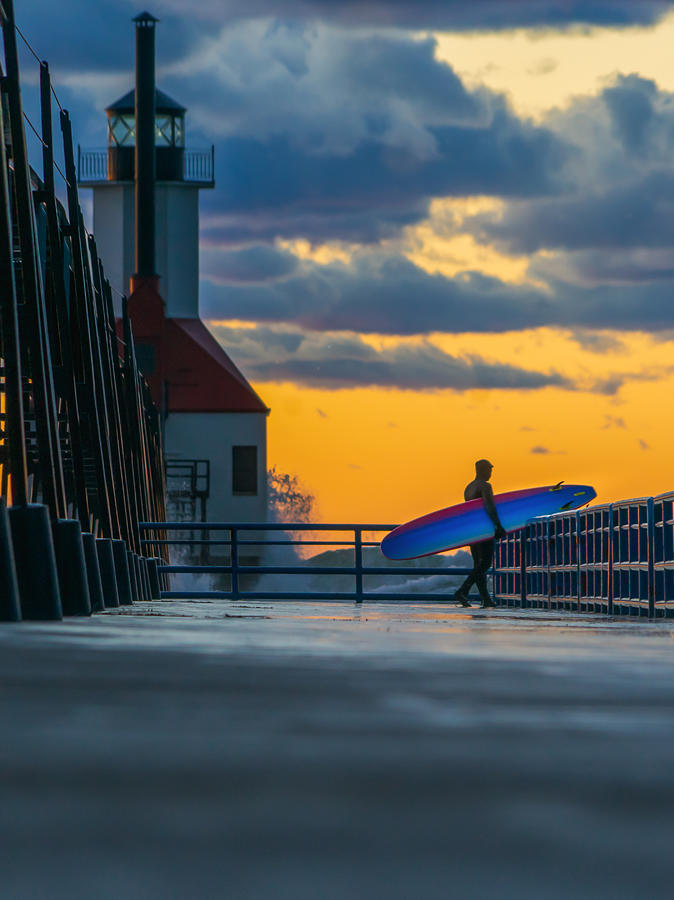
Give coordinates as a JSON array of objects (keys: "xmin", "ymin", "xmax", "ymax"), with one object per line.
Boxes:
[
  {"xmin": 208, "ymin": 324, "xmax": 573, "ymax": 391},
  {"xmin": 155, "ymin": 0, "xmax": 672, "ymax": 29},
  {"xmin": 603, "ymin": 75, "xmax": 658, "ymax": 156},
  {"xmin": 201, "ymin": 251, "xmax": 674, "ymax": 336},
  {"xmin": 16, "ymin": 1, "xmax": 196, "ymax": 73},
  {"xmin": 568, "ymin": 329, "xmax": 626, "ymax": 353},
  {"xmin": 189, "ymin": 35, "xmax": 569, "ymax": 244},
  {"xmin": 639, "ymin": 438, "xmax": 650, "ymax": 450},
  {"xmin": 534, "ymin": 248, "xmax": 674, "ymax": 287},
  {"xmin": 531, "ymin": 446, "xmax": 551, "ymax": 454},
  {"xmin": 469, "ymin": 170, "xmax": 674, "ymax": 255},
  {"xmin": 200, "ymin": 245, "xmax": 298, "ymax": 283},
  {"xmin": 29, "ymin": 10, "xmax": 569, "ymax": 246},
  {"xmin": 465, "ymin": 76, "xmax": 674, "ymax": 272}
]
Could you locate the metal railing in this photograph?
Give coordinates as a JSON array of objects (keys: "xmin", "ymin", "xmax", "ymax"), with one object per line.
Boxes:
[
  {"xmin": 493, "ymin": 491, "xmax": 674, "ymax": 617},
  {"xmin": 138, "ymin": 521, "xmax": 485, "ymax": 604},
  {"xmin": 77, "ymin": 147, "xmax": 215, "ymax": 184}
]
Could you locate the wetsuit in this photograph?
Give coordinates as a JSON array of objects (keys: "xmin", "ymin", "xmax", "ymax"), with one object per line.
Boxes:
[{"xmin": 456, "ymin": 478, "xmax": 502, "ymax": 603}]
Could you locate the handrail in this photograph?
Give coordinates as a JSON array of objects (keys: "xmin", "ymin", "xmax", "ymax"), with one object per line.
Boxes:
[
  {"xmin": 138, "ymin": 521, "xmax": 485, "ymax": 604},
  {"xmin": 493, "ymin": 490, "xmax": 674, "ymax": 618}
]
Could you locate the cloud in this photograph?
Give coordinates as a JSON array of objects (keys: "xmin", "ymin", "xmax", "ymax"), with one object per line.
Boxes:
[
  {"xmin": 533, "ymin": 248, "xmax": 674, "ymax": 288},
  {"xmin": 201, "ymin": 250, "xmax": 674, "ymax": 336},
  {"xmin": 464, "ymin": 77, "xmax": 674, "ymax": 267},
  {"xmin": 30, "ymin": 11, "xmax": 568, "ymax": 247},
  {"xmin": 208, "ymin": 324, "xmax": 574, "ymax": 391},
  {"xmin": 568, "ymin": 330, "xmax": 626, "ymax": 353},
  {"xmin": 200, "ymin": 245, "xmax": 298, "ymax": 283},
  {"xmin": 470, "ymin": 170, "xmax": 674, "ymax": 256},
  {"xmin": 183, "ymin": 27, "xmax": 570, "ymax": 245},
  {"xmin": 531, "ymin": 446, "xmax": 550, "ymax": 454},
  {"xmin": 639, "ymin": 438, "xmax": 650, "ymax": 450},
  {"xmin": 152, "ymin": 0, "xmax": 673, "ymax": 30},
  {"xmin": 603, "ymin": 74, "xmax": 658, "ymax": 156},
  {"xmin": 601, "ymin": 415, "xmax": 627, "ymax": 429}
]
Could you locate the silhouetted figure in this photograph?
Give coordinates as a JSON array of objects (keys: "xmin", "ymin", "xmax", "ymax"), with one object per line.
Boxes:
[{"xmin": 454, "ymin": 459, "xmax": 506, "ymax": 609}]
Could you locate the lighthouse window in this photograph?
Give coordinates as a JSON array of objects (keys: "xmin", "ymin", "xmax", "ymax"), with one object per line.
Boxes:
[
  {"xmin": 110, "ymin": 114, "xmax": 135, "ymax": 146},
  {"xmin": 174, "ymin": 116, "xmax": 184, "ymax": 147},
  {"xmin": 232, "ymin": 446, "xmax": 258, "ymax": 495},
  {"xmin": 155, "ymin": 116, "xmax": 173, "ymax": 146}
]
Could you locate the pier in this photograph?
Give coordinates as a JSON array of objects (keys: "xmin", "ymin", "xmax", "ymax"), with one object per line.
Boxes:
[
  {"xmin": 3, "ymin": 600, "xmax": 674, "ymax": 899},
  {"xmin": 3, "ymin": 4, "xmax": 674, "ymax": 898}
]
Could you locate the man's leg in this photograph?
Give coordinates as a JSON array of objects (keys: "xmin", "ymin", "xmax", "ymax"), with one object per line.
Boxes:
[
  {"xmin": 475, "ymin": 539, "xmax": 495, "ymax": 606},
  {"xmin": 454, "ymin": 543, "xmax": 481, "ymax": 606}
]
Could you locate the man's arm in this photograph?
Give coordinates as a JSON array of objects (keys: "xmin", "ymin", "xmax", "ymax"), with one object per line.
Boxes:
[{"xmin": 481, "ymin": 483, "xmax": 506, "ymax": 538}]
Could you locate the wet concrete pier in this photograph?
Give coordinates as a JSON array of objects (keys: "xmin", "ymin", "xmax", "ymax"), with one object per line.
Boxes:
[{"xmin": 2, "ymin": 601, "xmax": 674, "ymax": 898}]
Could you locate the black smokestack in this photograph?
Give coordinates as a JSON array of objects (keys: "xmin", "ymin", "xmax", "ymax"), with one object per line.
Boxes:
[{"xmin": 133, "ymin": 11, "xmax": 158, "ymax": 277}]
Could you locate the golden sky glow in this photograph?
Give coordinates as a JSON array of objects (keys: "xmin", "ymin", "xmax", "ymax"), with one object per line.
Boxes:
[{"xmin": 251, "ymin": 329, "xmax": 674, "ymax": 524}]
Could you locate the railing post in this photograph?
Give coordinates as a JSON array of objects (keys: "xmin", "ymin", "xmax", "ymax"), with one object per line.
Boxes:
[
  {"xmin": 231, "ymin": 526, "xmax": 239, "ymax": 601},
  {"xmin": 608, "ymin": 504, "xmax": 614, "ymax": 616},
  {"xmin": 576, "ymin": 510, "xmax": 581, "ymax": 611},
  {"xmin": 354, "ymin": 527, "xmax": 363, "ymax": 604},
  {"xmin": 647, "ymin": 497, "xmax": 655, "ymax": 618},
  {"xmin": 545, "ymin": 518, "xmax": 552, "ymax": 609},
  {"xmin": 520, "ymin": 527, "xmax": 527, "ymax": 609}
]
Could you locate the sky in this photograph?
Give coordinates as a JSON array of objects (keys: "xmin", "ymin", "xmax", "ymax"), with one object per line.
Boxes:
[{"xmin": 17, "ymin": 0, "xmax": 674, "ymax": 523}]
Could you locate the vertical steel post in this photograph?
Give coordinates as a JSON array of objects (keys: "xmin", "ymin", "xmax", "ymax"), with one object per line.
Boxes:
[
  {"xmin": 60, "ymin": 110, "xmax": 113, "ymax": 537},
  {"xmin": 2, "ymin": 0, "xmax": 66, "ymax": 517},
  {"xmin": 608, "ymin": 504, "xmax": 614, "ymax": 616},
  {"xmin": 39, "ymin": 61, "xmax": 90, "ymax": 528},
  {"xmin": 576, "ymin": 510, "xmax": 581, "ymax": 611},
  {"xmin": 0, "ymin": 56, "xmax": 28, "ymax": 505},
  {"xmin": 647, "ymin": 497, "xmax": 655, "ymax": 618},
  {"xmin": 354, "ymin": 527, "xmax": 363, "ymax": 603},
  {"xmin": 230, "ymin": 526, "xmax": 239, "ymax": 601},
  {"xmin": 520, "ymin": 527, "xmax": 527, "ymax": 609}
]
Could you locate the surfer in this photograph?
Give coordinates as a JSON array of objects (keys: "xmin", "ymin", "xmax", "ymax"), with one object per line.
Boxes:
[{"xmin": 454, "ymin": 459, "xmax": 506, "ymax": 609}]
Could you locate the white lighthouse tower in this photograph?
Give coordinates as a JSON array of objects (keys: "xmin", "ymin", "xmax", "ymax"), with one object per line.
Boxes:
[{"xmin": 78, "ymin": 12, "xmax": 270, "ymax": 533}]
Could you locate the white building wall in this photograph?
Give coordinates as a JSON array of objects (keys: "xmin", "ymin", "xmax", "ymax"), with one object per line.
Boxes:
[
  {"xmin": 91, "ymin": 182, "xmax": 200, "ymax": 318},
  {"xmin": 159, "ymin": 185, "xmax": 200, "ymax": 318},
  {"xmin": 92, "ymin": 183, "xmax": 134, "ymax": 315},
  {"xmin": 164, "ymin": 412, "xmax": 268, "ymax": 524}
]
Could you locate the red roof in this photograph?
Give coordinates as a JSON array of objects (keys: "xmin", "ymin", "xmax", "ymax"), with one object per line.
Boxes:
[{"xmin": 164, "ymin": 318, "xmax": 269, "ymax": 414}]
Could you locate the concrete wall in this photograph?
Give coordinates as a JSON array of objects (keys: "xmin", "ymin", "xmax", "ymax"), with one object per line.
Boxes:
[
  {"xmin": 164, "ymin": 412, "xmax": 268, "ymax": 524},
  {"xmin": 91, "ymin": 183, "xmax": 200, "ymax": 319}
]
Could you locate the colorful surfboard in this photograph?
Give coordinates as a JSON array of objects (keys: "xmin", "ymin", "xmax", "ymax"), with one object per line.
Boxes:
[{"xmin": 381, "ymin": 483, "xmax": 596, "ymax": 560}]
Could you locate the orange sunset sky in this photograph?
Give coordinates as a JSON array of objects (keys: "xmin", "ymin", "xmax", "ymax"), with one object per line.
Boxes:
[{"xmin": 196, "ymin": 14, "xmax": 674, "ymax": 524}]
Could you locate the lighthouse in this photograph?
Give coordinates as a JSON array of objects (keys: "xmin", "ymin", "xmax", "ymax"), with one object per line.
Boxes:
[{"xmin": 78, "ymin": 12, "xmax": 269, "ymax": 532}]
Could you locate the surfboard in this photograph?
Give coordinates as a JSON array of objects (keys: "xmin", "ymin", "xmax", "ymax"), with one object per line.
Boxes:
[{"xmin": 381, "ymin": 483, "xmax": 596, "ymax": 560}]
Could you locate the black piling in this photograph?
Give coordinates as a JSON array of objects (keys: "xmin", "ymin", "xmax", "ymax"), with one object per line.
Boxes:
[
  {"xmin": 127, "ymin": 550, "xmax": 140, "ymax": 603},
  {"xmin": 112, "ymin": 539, "xmax": 133, "ymax": 606},
  {"xmin": 9, "ymin": 504, "xmax": 62, "ymax": 620},
  {"xmin": 53, "ymin": 519, "xmax": 92, "ymax": 616},
  {"xmin": 147, "ymin": 557, "xmax": 161, "ymax": 600},
  {"xmin": 134, "ymin": 555, "xmax": 146, "ymax": 603},
  {"xmin": 82, "ymin": 532, "xmax": 105, "ymax": 613},
  {"xmin": 0, "ymin": 499, "xmax": 21, "ymax": 622},
  {"xmin": 96, "ymin": 538, "xmax": 120, "ymax": 609},
  {"xmin": 141, "ymin": 558, "xmax": 152, "ymax": 602}
]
